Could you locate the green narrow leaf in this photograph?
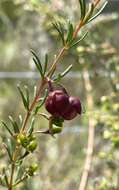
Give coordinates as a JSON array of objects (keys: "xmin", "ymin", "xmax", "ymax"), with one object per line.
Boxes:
[
  {"xmin": 8, "ymin": 138, "xmax": 16, "ymax": 154},
  {"xmin": 19, "ymin": 151, "xmax": 29, "ymax": 160},
  {"xmin": 83, "ymin": 3, "xmax": 94, "ymax": 24},
  {"xmin": 34, "ymin": 89, "xmax": 48, "ymax": 114},
  {"xmin": 3, "ymin": 143, "xmax": 12, "ymax": 161},
  {"xmin": 33, "ymin": 58, "xmax": 44, "ymax": 78},
  {"xmin": 43, "ymin": 53, "xmax": 48, "ymax": 75},
  {"xmin": 2, "ymin": 121, "xmax": 13, "ymax": 137},
  {"xmin": 33, "ymin": 86, "xmax": 37, "ymax": 98},
  {"xmin": 13, "ymin": 174, "xmax": 28, "ymax": 187},
  {"xmin": 13, "ymin": 122, "xmax": 19, "ymax": 133},
  {"xmin": 78, "ymin": 0, "xmax": 86, "ymax": 19},
  {"xmin": 60, "ymin": 64, "xmax": 73, "ymax": 78},
  {"xmin": 17, "ymin": 85, "xmax": 29, "ymax": 110},
  {"xmin": 31, "ymin": 50, "xmax": 42, "ymax": 71},
  {"xmin": 53, "ymin": 74, "xmax": 62, "ymax": 82},
  {"xmin": 27, "ymin": 118, "xmax": 35, "ymax": 135},
  {"xmin": 18, "ymin": 115, "xmax": 23, "ymax": 126},
  {"xmin": 53, "ymin": 22, "xmax": 65, "ymax": 45},
  {"xmin": 9, "ymin": 116, "xmax": 19, "ymax": 133},
  {"xmin": 15, "ymin": 166, "xmax": 24, "ymax": 182},
  {"xmin": 70, "ymin": 31, "xmax": 88, "ymax": 48},
  {"xmin": 31, "ymin": 50, "xmax": 44, "ymax": 78},
  {"xmin": 66, "ymin": 22, "xmax": 74, "ymax": 44},
  {"xmin": 0, "ymin": 174, "xmax": 6, "ymax": 187},
  {"xmin": 4, "ymin": 175, "xmax": 9, "ymax": 187},
  {"xmin": 3, "ymin": 168, "xmax": 9, "ymax": 187},
  {"xmin": 7, "ymin": 138, "xmax": 14, "ymax": 155},
  {"xmin": 88, "ymin": 1, "xmax": 108, "ymax": 23},
  {"xmin": 53, "ymin": 65, "xmax": 72, "ymax": 82},
  {"xmin": 25, "ymin": 86, "xmax": 30, "ymax": 107}
]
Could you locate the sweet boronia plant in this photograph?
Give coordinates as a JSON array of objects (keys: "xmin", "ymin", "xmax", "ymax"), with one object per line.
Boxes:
[{"xmin": 0, "ymin": 1, "xmax": 108, "ymax": 189}]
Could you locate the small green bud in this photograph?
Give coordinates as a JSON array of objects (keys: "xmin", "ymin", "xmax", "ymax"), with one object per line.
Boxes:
[
  {"xmin": 27, "ymin": 140, "xmax": 37, "ymax": 152},
  {"xmin": 52, "ymin": 125, "xmax": 62, "ymax": 134},
  {"xmin": 28, "ymin": 134, "xmax": 36, "ymax": 141},
  {"xmin": 27, "ymin": 163, "xmax": 38, "ymax": 176},
  {"xmin": 17, "ymin": 134, "xmax": 29, "ymax": 148},
  {"xmin": 52, "ymin": 117, "xmax": 64, "ymax": 127}
]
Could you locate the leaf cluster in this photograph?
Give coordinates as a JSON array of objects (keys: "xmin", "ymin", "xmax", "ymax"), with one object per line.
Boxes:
[
  {"xmin": 78, "ymin": 0, "xmax": 108, "ymax": 24},
  {"xmin": 53, "ymin": 21, "xmax": 88, "ymax": 48},
  {"xmin": 31, "ymin": 50, "xmax": 48, "ymax": 79},
  {"xmin": 53, "ymin": 1, "xmax": 108, "ymax": 48}
]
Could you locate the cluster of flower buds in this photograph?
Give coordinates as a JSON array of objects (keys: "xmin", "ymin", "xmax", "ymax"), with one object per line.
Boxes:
[
  {"xmin": 45, "ymin": 89, "xmax": 82, "ymax": 120},
  {"xmin": 17, "ymin": 134, "xmax": 37, "ymax": 152},
  {"xmin": 26, "ymin": 163, "xmax": 38, "ymax": 176}
]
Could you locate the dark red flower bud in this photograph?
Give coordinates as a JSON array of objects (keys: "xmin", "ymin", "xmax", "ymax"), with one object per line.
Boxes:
[
  {"xmin": 45, "ymin": 90, "xmax": 69, "ymax": 117},
  {"xmin": 69, "ymin": 96, "xmax": 82, "ymax": 114},
  {"xmin": 61, "ymin": 105, "xmax": 77, "ymax": 120},
  {"xmin": 61, "ymin": 97, "xmax": 82, "ymax": 120},
  {"xmin": 45, "ymin": 89, "xmax": 82, "ymax": 121}
]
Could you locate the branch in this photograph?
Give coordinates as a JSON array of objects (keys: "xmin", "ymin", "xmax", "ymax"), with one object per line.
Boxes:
[
  {"xmin": 79, "ymin": 69, "xmax": 95, "ymax": 190},
  {"xmin": 20, "ymin": 79, "xmax": 47, "ymax": 133}
]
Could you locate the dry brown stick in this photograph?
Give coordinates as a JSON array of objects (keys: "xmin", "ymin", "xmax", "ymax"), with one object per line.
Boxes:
[{"xmin": 79, "ymin": 69, "xmax": 95, "ymax": 190}]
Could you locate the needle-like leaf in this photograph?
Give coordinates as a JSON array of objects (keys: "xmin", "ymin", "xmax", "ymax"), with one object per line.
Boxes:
[
  {"xmin": 3, "ymin": 143, "xmax": 12, "ymax": 161},
  {"xmin": 43, "ymin": 53, "xmax": 48, "ymax": 75},
  {"xmin": 27, "ymin": 118, "xmax": 35, "ymax": 135},
  {"xmin": 66, "ymin": 22, "xmax": 74, "ymax": 44},
  {"xmin": 83, "ymin": 3, "xmax": 94, "ymax": 24},
  {"xmin": 34, "ymin": 89, "xmax": 48, "ymax": 114},
  {"xmin": 88, "ymin": 1, "xmax": 108, "ymax": 23},
  {"xmin": 17, "ymin": 85, "xmax": 29, "ymax": 110},
  {"xmin": 70, "ymin": 31, "xmax": 88, "ymax": 48},
  {"xmin": 31, "ymin": 50, "xmax": 44, "ymax": 78},
  {"xmin": 9, "ymin": 116, "xmax": 20, "ymax": 133},
  {"xmin": 54, "ymin": 64, "xmax": 73, "ymax": 82},
  {"xmin": 60, "ymin": 64, "xmax": 73, "ymax": 78},
  {"xmin": 24, "ymin": 86, "xmax": 30, "ymax": 109},
  {"xmin": 2, "ymin": 121, "xmax": 14, "ymax": 137},
  {"xmin": 3, "ymin": 168, "xmax": 9, "ymax": 187},
  {"xmin": 78, "ymin": 0, "xmax": 86, "ymax": 20},
  {"xmin": 53, "ymin": 22, "xmax": 65, "ymax": 45}
]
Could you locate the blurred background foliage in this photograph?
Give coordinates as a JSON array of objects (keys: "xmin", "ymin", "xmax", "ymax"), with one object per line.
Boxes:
[{"xmin": 0, "ymin": 0, "xmax": 119, "ymax": 190}]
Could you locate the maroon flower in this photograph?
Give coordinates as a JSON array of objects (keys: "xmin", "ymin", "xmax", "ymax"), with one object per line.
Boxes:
[
  {"xmin": 45, "ymin": 89, "xmax": 82, "ymax": 120},
  {"xmin": 69, "ymin": 96, "xmax": 82, "ymax": 114},
  {"xmin": 61, "ymin": 97, "xmax": 81, "ymax": 120},
  {"xmin": 45, "ymin": 90, "xmax": 69, "ymax": 117},
  {"xmin": 61, "ymin": 105, "xmax": 77, "ymax": 120}
]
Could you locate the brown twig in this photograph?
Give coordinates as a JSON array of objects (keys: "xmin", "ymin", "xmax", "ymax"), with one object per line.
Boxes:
[
  {"xmin": 73, "ymin": 20, "xmax": 84, "ymax": 39},
  {"xmin": 9, "ymin": 164, "xmax": 15, "ymax": 190},
  {"xmin": 20, "ymin": 79, "xmax": 47, "ymax": 133},
  {"xmin": 8, "ymin": 144, "xmax": 20, "ymax": 190},
  {"xmin": 47, "ymin": 47, "xmax": 66, "ymax": 78},
  {"xmin": 78, "ymin": 69, "xmax": 95, "ymax": 190},
  {"xmin": 94, "ymin": 0, "xmax": 101, "ymax": 8}
]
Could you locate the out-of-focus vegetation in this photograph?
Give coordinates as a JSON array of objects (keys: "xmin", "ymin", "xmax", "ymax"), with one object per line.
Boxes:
[{"xmin": 0, "ymin": 0, "xmax": 119, "ymax": 190}]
